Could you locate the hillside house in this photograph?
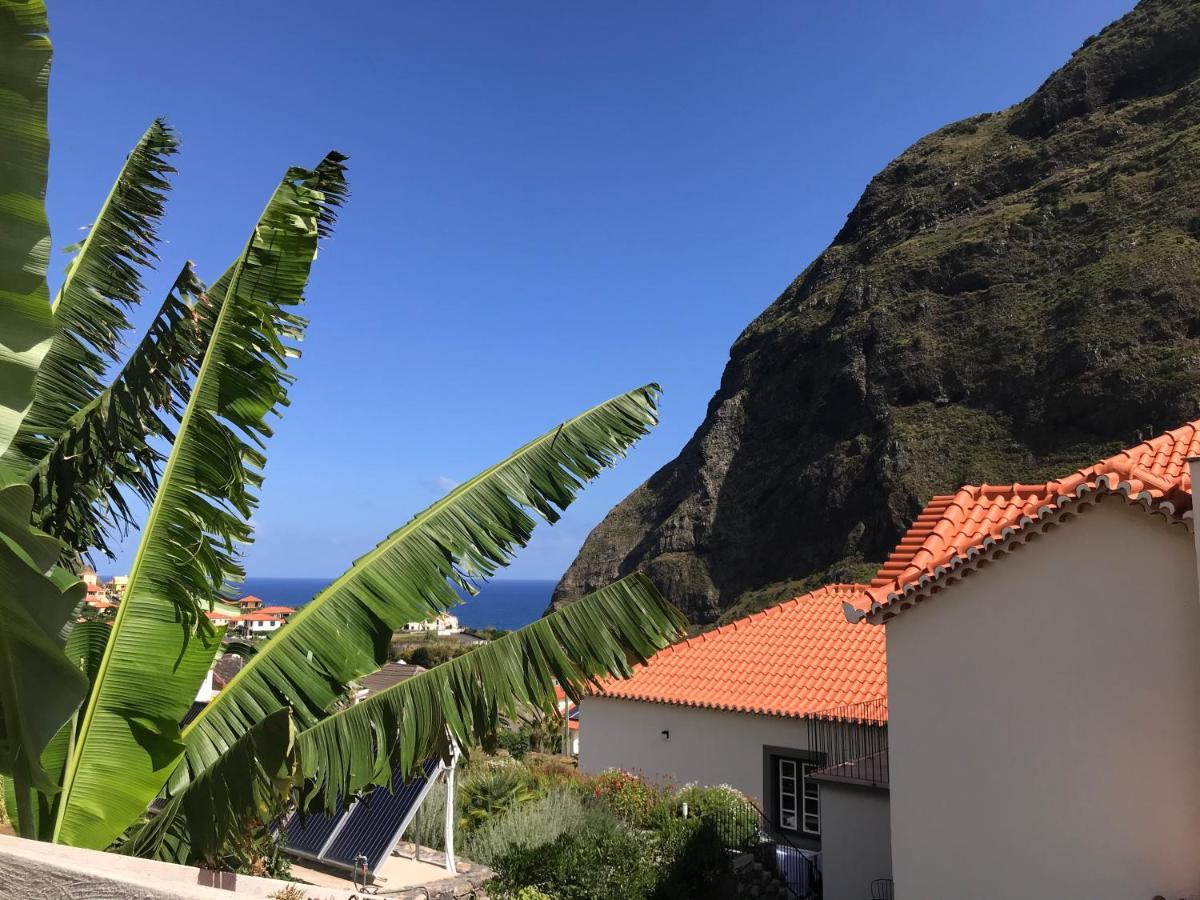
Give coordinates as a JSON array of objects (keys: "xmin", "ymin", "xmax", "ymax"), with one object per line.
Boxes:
[
  {"xmin": 580, "ymin": 584, "xmax": 890, "ymax": 896},
  {"xmin": 840, "ymin": 421, "xmax": 1200, "ymax": 900},
  {"xmin": 588, "ymin": 419, "xmax": 1200, "ymax": 900},
  {"xmin": 403, "ymin": 612, "xmax": 462, "ymax": 635}
]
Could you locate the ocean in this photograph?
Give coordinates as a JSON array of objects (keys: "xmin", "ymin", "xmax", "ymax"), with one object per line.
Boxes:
[{"xmin": 236, "ymin": 577, "xmax": 556, "ymax": 632}]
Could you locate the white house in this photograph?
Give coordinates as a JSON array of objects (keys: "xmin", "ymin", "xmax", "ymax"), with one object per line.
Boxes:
[
  {"xmin": 238, "ymin": 612, "xmax": 285, "ymax": 634},
  {"xmin": 585, "ymin": 418, "xmax": 1200, "ymax": 900},
  {"xmin": 581, "ymin": 584, "xmax": 890, "ymax": 896},
  {"xmin": 841, "ymin": 419, "xmax": 1200, "ymax": 900},
  {"xmin": 403, "ymin": 612, "xmax": 462, "ymax": 635}
]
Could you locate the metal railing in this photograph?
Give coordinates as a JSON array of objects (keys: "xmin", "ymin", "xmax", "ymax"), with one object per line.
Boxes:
[
  {"xmin": 700, "ymin": 797, "xmax": 819, "ymax": 898},
  {"xmin": 807, "ymin": 696, "xmax": 889, "ymax": 788}
]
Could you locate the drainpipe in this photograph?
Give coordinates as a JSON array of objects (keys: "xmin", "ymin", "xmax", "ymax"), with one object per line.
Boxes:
[{"xmin": 1188, "ymin": 458, "xmax": 1200, "ymax": 602}]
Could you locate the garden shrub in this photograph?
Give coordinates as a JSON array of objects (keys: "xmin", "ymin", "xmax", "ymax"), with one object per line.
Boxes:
[
  {"xmin": 675, "ymin": 783, "xmax": 759, "ymax": 849},
  {"xmin": 497, "ymin": 729, "xmax": 531, "ymax": 760},
  {"xmin": 461, "ymin": 786, "xmax": 613, "ymax": 866},
  {"xmin": 589, "ymin": 769, "xmax": 667, "ymax": 828},
  {"xmin": 490, "ymin": 818, "xmax": 657, "ymax": 900},
  {"xmin": 409, "ymin": 780, "xmax": 450, "ymax": 851},
  {"xmin": 457, "ymin": 765, "xmax": 538, "ymax": 832}
]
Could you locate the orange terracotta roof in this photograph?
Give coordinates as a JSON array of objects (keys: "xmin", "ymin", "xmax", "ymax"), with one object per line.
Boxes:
[
  {"xmin": 238, "ymin": 612, "xmax": 284, "ymax": 622},
  {"xmin": 204, "ymin": 611, "xmax": 236, "ymax": 620},
  {"xmin": 597, "ymin": 584, "xmax": 886, "ymax": 720},
  {"xmin": 238, "ymin": 595, "xmax": 264, "ymax": 605},
  {"xmin": 850, "ymin": 420, "xmax": 1200, "ymax": 622},
  {"xmin": 257, "ymin": 605, "xmax": 294, "ymax": 615}
]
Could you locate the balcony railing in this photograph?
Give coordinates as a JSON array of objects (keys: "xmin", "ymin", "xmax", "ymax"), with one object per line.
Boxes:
[{"xmin": 806, "ymin": 696, "xmax": 889, "ymax": 788}]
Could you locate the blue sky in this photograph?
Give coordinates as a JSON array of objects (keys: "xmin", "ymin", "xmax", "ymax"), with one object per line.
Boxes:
[{"xmin": 49, "ymin": 1, "xmax": 1134, "ymax": 579}]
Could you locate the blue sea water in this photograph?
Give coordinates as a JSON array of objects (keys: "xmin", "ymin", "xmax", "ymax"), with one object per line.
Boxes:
[{"xmin": 237, "ymin": 577, "xmax": 556, "ymax": 631}]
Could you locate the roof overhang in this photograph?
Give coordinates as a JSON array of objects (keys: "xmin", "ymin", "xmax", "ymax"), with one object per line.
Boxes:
[{"xmin": 845, "ymin": 473, "xmax": 1193, "ymax": 626}]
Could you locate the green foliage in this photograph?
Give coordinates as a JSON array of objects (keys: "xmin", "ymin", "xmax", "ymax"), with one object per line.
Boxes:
[
  {"xmin": 294, "ymin": 575, "xmax": 684, "ymax": 813},
  {"xmin": 457, "ymin": 764, "xmax": 538, "ymax": 833},
  {"xmin": 674, "ymin": 783, "xmax": 758, "ymax": 848},
  {"xmin": 589, "ymin": 769, "xmax": 666, "ymax": 828},
  {"xmin": 492, "ymin": 888, "xmax": 556, "ymax": 900},
  {"xmin": 397, "ymin": 637, "xmax": 472, "ymax": 668},
  {"xmin": 462, "ymin": 787, "xmax": 606, "ymax": 866},
  {"xmin": 0, "ymin": 0, "xmax": 54, "ymax": 471},
  {"xmin": 497, "ymin": 729, "xmax": 531, "ymax": 760},
  {"xmin": 0, "ymin": 8, "xmax": 681, "ymax": 864},
  {"xmin": 490, "ymin": 819, "xmax": 658, "ymax": 900}
]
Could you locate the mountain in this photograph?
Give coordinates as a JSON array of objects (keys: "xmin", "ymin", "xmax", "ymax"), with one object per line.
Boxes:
[{"xmin": 553, "ymin": 0, "xmax": 1200, "ymax": 624}]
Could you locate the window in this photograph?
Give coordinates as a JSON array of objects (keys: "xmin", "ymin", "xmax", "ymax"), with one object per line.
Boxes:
[
  {"xmin": 772, "ymin": 755, "xmax": 820, "ymax": 836},
  {"xmin": 801, "ymin": 762, "xmax": 820, "ymax": 836}
]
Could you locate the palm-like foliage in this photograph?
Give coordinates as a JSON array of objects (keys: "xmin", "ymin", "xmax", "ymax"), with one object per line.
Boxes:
[{"xmin": 0, "ymin": 1, "xmax": 684, "ymax": 865}]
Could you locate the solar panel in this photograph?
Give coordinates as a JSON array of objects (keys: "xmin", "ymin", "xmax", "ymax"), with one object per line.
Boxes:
[
  {"xmin": 283, "ymin": 794, "xmax": 352, "ymax": 860},
  {"xmin": 283, "ymin": 757, "xmax": 442, "ymax": 874},
  {"xmin": 321, "ymin": 758, "xmax": 441, "ymax": 873}
]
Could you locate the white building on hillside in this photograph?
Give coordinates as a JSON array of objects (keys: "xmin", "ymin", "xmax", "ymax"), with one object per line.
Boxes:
[{"xmin": 403, "ymin": 612, "xmax": 462, "ymax": 635}]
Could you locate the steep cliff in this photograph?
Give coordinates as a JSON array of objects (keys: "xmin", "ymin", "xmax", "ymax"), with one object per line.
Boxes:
[{"xmin": 553, "ymin": 0, "xmax": 1200, "ymax": 624}]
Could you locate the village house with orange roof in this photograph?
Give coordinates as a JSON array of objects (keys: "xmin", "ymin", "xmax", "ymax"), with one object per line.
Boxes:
[{"xmin": 586, "ymin": 418, "xmax": 1200, "ymax": 900}]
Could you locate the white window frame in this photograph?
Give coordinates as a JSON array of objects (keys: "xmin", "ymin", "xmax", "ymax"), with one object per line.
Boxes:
[
  {"xmin": 777, "ymin": 758, "xmax": 799, "ymax": 832},
  {"xmin": 801, "ymin": 761, "xmax": 821, "ymax": 836}
]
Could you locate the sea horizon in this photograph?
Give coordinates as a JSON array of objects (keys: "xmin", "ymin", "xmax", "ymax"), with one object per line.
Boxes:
[{"xmin": 232, "ymin": 576, "xmax": 557, "ymax": 631}]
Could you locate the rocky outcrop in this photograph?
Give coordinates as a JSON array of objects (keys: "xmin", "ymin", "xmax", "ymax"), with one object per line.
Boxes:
[{"xmin": 554, "ymin": 0, "xmax": 1200, "ymax": 624}]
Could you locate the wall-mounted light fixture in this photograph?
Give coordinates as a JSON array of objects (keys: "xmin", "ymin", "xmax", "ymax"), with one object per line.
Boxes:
[{"xmin": 661, "ymin": 729, "xmax": 670, "ymax": 741}]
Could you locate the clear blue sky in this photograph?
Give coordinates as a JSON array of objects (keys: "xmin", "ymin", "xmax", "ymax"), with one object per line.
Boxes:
[{"xmin": 49, "ymin": 0, "xmax": 1134, "ymax": 579}]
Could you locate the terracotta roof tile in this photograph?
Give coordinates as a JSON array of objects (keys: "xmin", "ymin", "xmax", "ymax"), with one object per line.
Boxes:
[
  {"xmin": 852, "ymin": 420, "xmax": 1200, "ymax": 621},
  {"xmin": 597, "ymin": 584, "xmax": 886, "ymax": 720}
]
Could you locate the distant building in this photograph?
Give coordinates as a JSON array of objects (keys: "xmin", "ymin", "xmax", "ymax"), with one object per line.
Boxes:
[
  {"xmin": 108, "ymin": 575, "xmax": 129, "ymax": 596},
  {"xmin": 237, "ymin": 595, "xmax": 265, "ymax": 611},
  {"xmin": 237, "ymin": 611, "xmax": 284, "ymax": 634},
  {"xmin": 351, "ymin": 661, "xmax": 428, "ymax": 704},
  {"xmin": 402, "ymin": 612, "xmax": 461, "ymax": 635},
  {"xmin": 79, "ymin": 566, "xmax": 98, "ymax": 586}
]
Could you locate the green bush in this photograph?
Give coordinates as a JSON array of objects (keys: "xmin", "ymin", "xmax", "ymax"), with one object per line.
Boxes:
[
  {"xmin": 409, "ymin": 780, "xmax": 451, "ymax": 851},
  {"xmin": 462, "ymin": 787, "xmax": 612, "ymax": 866},
  {"xmin": 674, "ymin": 784, "xmax": 759, "ymax": 849},
  {"xmin": 490, "ymin": 818, "xmax": 657, "ymax": 900},
  {"xmin": 650, "ymin": 813, "xmax": 732, "ymax": 899},
  {"xmin": 491, "ymin": 888, "xmax": 555, "ymax": 900},
  {"xmin": 458, "ymin": 765, "xmax": 538, "ymax": 833},
  {"xmin": 589, "ymin": 769, "xmax": 667, "ymax": 828},
  {"xmin": 497, "ymin": 729, "xmax": 531, "ymax": 760}
]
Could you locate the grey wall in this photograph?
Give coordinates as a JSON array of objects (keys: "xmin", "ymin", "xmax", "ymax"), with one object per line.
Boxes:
[
  {"xmin": 886, "ymin": 500, "xmax": 1200, "ymax": 900},
  {"xmin": 819, "ymin": 783, "xmax": 892, "ymax": 900}
]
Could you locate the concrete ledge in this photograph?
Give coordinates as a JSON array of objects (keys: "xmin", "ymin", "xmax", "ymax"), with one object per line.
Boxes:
[{"xmin": 0, "ymin": 833, "xmax": 357, "ymax": 899}]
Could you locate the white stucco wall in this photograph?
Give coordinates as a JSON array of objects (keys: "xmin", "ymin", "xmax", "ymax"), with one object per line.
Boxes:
[
  {"xmin": 819, "ymin": 783, "xmax": 892, "ymax": 900},
  {"xmin": 579, "ymin": 695, "xmax": 810, "ymax": 807},
  {"xmin": 886, "ymin": 499, "xmax": 1200, "ymax": 900}
]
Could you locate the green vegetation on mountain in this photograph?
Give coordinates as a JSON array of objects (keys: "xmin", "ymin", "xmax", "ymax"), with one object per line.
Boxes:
[{"xmin": 554, "ymin": 0, "xmax": 1200, "ymax": 623}]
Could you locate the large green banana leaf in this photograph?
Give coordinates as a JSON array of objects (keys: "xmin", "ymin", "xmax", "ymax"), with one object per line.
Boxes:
[
  {"xmin": 297, "ymin": 573, "xmax": 685, "ymax": 808},
  {"xmin": 51, "ymin": 154, "xmax": 347, "ymax": 850},
  {"xmin": 0, "ymin": 484, "xmax": 86, "ymax": 832},
  {"xmin": 0, "ymin": 1, "xmax": 53, "ymax": 472},
  {"xmin": 122, "ymin": 708, "xmax": 296, "ymax": 863},
  {"xmin": 135, "ymin": 576, "xmax": 682, "ymax": 863},
  {"xmin": 8, "ymin": 120, "xmax": 177, "ymax": 485},
  {"xmin": 24, "ymin": 262, "xmax": 206, "ymax": 559},
  {"xmin": 176, "ymin": 384, "xmax": 661, "ymax": 794},
  {"xmin": 7, "ymin": 618, "xmax": 110, "ymax": 840}
]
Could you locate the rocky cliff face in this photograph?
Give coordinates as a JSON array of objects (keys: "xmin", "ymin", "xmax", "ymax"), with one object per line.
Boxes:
[{"xmin": 553, "ymin": 0, "xmax": 1200, "ymax": 624}]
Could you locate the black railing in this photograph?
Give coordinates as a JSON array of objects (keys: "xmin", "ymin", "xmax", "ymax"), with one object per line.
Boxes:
[
  {"xmin": 701, "ymin": 797, "xmax": 819, "ymax": 898},
  {"xmin": 807, "ymin": 696, "xmax": 889, "ymax": 788}
]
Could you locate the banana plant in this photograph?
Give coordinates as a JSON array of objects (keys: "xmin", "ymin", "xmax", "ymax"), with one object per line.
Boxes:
[{"xmin": 0, "ymin": 0, "xmax": 685, "ymax": 862}]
